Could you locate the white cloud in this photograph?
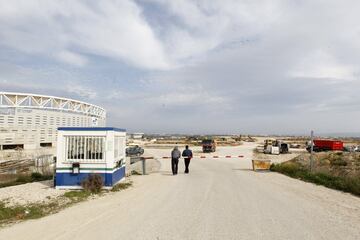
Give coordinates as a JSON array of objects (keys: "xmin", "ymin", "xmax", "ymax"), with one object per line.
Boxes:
[
  {"xmin": 2, "ymin": 0, "xmax": 360, "ymax": 134},
  {"xmin": 288, "ymin": 50, "xmax": 357, "ymax": 81},
  {"xmin": 57, "ymin": 51, "xmax": 87, "ymax": 67},
  {"xmin": 66, "ymin": 84, "xmax": 97, "ymax": 100},
  {"xmin": 0, "ymin": 0, "xmax": 169, "ymax": 69},
  {"xmin": 148, "ymin": 92, "xmax": 225, "ymax": 107},
  {"xmin": 142, "ymin": 0, "xmax": 285, "ymax": 65}
]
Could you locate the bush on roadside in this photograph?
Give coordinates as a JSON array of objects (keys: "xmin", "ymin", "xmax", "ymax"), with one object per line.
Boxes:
[
  {"xmin": 131, "ymin": 170, "xmax": 142, "ymax": 175},
  {"xmin": 63, "ymin": 191, "xmax": 91, "ymax": 202},
  {"xmin": 31, "ymin": 172, "xmax": 44, "ymax": 181},
  {"xmin": 330, "ymin": 159, "xmax": 347, "ymax": 166},
  {"xmin": 14, "ymin": 175, "xmax": 32, "ymax": 184},
  {"xmin": 81, "ymin": 174, "xmax": 103, "ymax": 193},
  {"xmin": 111, "ymin": 181, "xmax": 133, "ymax": 192},
  {"xmin": 17, "ymin": 172, "xmax": 52, "ymax": 183},
  {"xmin": 270, "ymin": 162, "xmax": 360, "ymax": 196},
  {"xmin": 0, "ymin": 201, "xmax": 46, "ymax": 223},
  {"xmin": 0, "ymin": 172, "xmax": 54, "ymax": 188},
  {"xmin": 270, "ymin": 162, "xmax": 303, "ymax": 177}
]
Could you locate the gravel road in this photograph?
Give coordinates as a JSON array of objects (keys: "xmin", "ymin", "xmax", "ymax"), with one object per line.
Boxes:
[{"xmin": 0, "ymin": 142, "xmax": 359, "ymax": 240}]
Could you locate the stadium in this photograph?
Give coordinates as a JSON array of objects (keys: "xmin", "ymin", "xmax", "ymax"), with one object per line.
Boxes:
[{"xmin": 0, "ymin": 92, "xmax": 106, "ymax": 150}]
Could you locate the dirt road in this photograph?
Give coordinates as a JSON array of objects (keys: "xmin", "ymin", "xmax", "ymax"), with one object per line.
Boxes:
[{"xmin": 1, "ymin": 142, "xmax": 359, "ymax": 239}]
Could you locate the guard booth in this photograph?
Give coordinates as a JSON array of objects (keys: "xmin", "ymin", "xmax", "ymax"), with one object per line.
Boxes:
[{"xmin": 55, "ymin": 127, "xmax": 126, "ymax": 189}]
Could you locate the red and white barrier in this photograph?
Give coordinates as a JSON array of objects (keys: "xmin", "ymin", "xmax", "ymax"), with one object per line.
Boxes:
[{"xmin": 161, "ymin": 155, "xmax": 244, "ymax": 159}]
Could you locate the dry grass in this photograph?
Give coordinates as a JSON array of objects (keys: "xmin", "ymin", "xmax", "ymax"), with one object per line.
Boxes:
[
  {"xmin": 0, "ymin": 178, "xmax": 133, "ymax": 227},
  {"xmin": 271, "ymin": 162, "xmax": 360, "ymax": 196},
  {"xmin": 0, "ymin": 173, "xmax": 53, "ymax": 188},
  {"xmin": 111, "ymin": 181, "xmax": 133, "ymax": 192}
]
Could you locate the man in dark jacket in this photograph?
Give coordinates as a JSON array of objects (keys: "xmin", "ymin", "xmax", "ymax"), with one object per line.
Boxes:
[
  {"xmin": 182, "ymin": 145, "xmax": 193, "ymax": 174},
  {"xmin": 171, "ymin": 146, "xmax": 181, "ymax": 175}
]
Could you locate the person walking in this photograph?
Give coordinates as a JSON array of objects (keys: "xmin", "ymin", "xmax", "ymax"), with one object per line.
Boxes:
[
  {"xmin": 182, "ymin": 145, "xmax": 193, "ymax": 174},
  {"xmin": 171, "ymin": 146, "xmax": 181, "ymax": 175}
]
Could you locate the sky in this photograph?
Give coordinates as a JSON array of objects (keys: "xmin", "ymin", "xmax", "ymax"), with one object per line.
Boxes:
[{"xmin": 0, "ymin": 0, "xmax": 360, "ymax": 135}]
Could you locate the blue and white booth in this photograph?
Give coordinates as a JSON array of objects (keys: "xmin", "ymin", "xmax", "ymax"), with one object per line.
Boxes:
[{"xmin": 55, "ymin": 127, "xmax": 126, "ymax": 189}]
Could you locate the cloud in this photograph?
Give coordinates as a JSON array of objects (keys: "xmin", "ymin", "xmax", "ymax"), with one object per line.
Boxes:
[
  {"xmin": 0, "ymin": 0, "xmax": 169, "ymax": 69},
  {"xmin": 140, "ymin": 0, "xmax": 285, "ymax": 65},
  {"xmin": 66, "ymin": 84, "xmax": 97, "ymax": 100},
  {"xmin": 0, "ymin": 62, "xmax": 98, "ymax": 101},
  {"xmin": 1, "ymin": 0, "xmax": 360, "ymax": 134},
  {"xmin": 57, "ymin": 51, "xmax": 88, "ymax": 67},
  {"xmin": 288, "ymin": 50, "xmax": 357, "ymax": 81}
]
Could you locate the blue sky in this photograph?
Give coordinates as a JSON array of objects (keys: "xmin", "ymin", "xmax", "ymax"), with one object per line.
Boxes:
[{"xmin": 1, "ymin": 0, "xmax": 360, "ymax": 135}]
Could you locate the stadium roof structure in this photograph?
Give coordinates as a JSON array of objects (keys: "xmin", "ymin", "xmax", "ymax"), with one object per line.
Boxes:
[{"xmin": 0, "ymin": 92, "xmax": 106, "ymax": 119}]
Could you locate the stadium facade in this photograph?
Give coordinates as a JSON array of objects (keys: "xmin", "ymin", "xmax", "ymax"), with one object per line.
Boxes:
[{"xmin": 0, "ymin": 92, "xmax": 106, "ymax": 150}]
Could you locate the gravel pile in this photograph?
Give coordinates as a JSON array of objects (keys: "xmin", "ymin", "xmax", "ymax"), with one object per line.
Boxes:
[{"xmin": 0, "ymin": 180, "xmax": 66, "ymax": 206}]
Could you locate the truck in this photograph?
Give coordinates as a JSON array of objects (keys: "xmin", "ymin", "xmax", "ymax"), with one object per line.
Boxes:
[
  {"xmin": 274, "ymin": 140, "xmax": 289, "ymax": 154},
  {"xmin": 202, "ymin": 139, "xmax": 216, "ymax": 153},
  {"xmin": 307, "ymin": 139, "xmax": 343, "ymax": 152},
  {"xmin": 264, "ymin": 139, "xmax": 274, "ymax": 151},
  {"xmin": 264, "ymin": 139, "xmax": 289, "ymax": 154}
]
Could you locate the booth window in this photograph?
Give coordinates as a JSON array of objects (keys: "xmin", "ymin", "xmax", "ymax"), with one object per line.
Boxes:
[
  {"xmin": 114, "ymin": 136, "xmax": 125, "ymax": 159},
  {"xmin": 114, "ymin": 136, "xmax": 120, "ymax": 158},
  {"xmin": 65, "ymin": 136, "xmax": 105, "ymax": 162}
]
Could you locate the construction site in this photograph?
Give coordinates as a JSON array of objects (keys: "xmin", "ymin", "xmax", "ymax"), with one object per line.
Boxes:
[
  {"xmin": 1, "ymin": 1, "xmax": 360, "ymax": 239},
  {"xmin": 0, "ymin": 128, "xmax": 359, "ymax": 239},
  {"xmin": 0, "ymin": 94, "xmax": 359, "ymax": 231}
]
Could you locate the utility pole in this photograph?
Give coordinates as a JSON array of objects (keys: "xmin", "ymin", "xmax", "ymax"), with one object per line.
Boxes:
[{"xmin": 310, "ymin": 130, "xmax": 314, "ymax": 172}]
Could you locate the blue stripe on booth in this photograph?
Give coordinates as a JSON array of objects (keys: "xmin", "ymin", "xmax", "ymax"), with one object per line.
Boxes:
[{"xmin": 56, "ymin": 167, "xmax": 125, "ymax": 187}]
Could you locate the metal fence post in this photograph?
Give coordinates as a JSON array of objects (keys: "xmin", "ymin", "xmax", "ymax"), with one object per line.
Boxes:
[
  {"xmin": 142, "ymin": 157, "xmax": 146, "ymax": 175},
  {"xmin": 310, "ymin": 130, "xmax": 314, "ymax": 172}
]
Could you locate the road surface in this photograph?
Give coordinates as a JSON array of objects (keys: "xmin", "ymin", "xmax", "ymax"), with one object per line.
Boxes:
[{"xmin": 0, "ymin": 142, "xmax": 359, "ymax": 240}]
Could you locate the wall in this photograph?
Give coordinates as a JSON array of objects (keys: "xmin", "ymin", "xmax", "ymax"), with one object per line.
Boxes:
[{"xmin": 0, "ymin": 107, "xmax": 106, "ymax": 150}]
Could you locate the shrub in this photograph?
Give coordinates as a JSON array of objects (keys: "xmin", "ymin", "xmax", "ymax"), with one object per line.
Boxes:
[
  {"xmin": 81, "ymin": 174, "xmax": 103, "ymax": 193},
  {"xmin": 111, "ymin": 181, "xmax": 133, "ymax": 192},
  {"xmin": 330, "ymin": 159, "xmax": 347, "ymax": 166},
  {"xmin": 343, "ymin": 177, "xmax": 360, "ymax": 196},
  {"xmin": 271, "ymin": 162, "xmax": 360, "ymax": 196},
  {"xmin": 63, "ymin": 191, "xmax": 91, "ymax": 202},
  {"xmin": 31, "ymin": 172, "xmax": 43, "ymax": 181},
  {"xmin": 15, "ymin": 175, "xmax": 32, "ymax": 183},
  {"xmin": 131, "ymin": 170, "xmax": 142, "ymax": 175},
  {"xmin": 0, "ymin": 201, "xmax": 46, "ymax": 222},
  {"xmin": 0, "ymin": 173, "xmax": 54, "ymax": 189},
  {"xmin": 270, "ymin": 162, "xmax": 303, "ymax": 177}
]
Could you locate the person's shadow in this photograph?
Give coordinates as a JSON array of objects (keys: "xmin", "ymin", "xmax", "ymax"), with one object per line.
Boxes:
[{"xmin": 159, "ymin": 171, "xmax": 174, "ymax": 176}]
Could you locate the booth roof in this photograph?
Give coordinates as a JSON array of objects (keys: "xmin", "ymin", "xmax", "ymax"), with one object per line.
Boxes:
[{"xmin": 58, "ymin": 127, "xmax": 126, "ymax": 132}]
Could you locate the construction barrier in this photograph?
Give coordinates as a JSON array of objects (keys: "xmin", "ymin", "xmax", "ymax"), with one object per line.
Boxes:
[
  {"xmin": 252, "ymin": 160, "xmax": 271, "ymax": 171},
  {"xmin": 162, "ymin": 155, "xmax": 244, "ymax": 159}
]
